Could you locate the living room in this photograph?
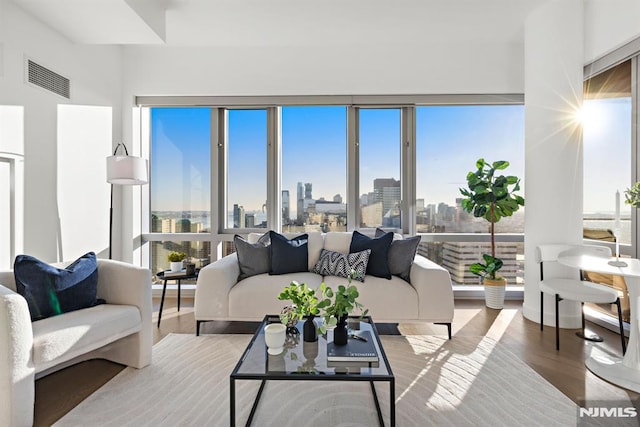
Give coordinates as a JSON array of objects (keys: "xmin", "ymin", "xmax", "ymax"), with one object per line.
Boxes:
[{"xmin": 2, "ymin": 0, "xmax": 640, "ymax": 425}]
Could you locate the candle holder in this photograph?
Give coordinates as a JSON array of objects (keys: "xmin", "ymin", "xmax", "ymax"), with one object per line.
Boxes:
[{"xmin": 608, "ymin": 228, "xmax": 628, "ymax": 267}]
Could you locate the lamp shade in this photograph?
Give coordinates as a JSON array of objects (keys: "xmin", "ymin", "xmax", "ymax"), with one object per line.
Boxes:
[{"xmin": 106, "ymin": 155, "xmax": 148, "ymax": 185}]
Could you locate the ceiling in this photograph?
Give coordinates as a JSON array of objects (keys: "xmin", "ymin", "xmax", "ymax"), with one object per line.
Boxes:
[{"xmin": 11, "ymin": 0, "xmax": 553, "ymax": 46}]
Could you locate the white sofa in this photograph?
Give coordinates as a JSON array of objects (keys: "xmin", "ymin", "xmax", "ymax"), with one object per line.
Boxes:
[
  {"xmin": 195, "ymin": 231, "xmax": 454, "ymax": 336},
  {"xmin": 0, "ymin": 259, "xmax": 152, "ymax": 427}
]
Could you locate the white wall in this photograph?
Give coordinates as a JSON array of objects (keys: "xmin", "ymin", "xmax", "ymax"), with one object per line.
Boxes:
[
  {"xmin": 584, "ymin": 0, "xmax": 640, "ymax": 63},
  {"xmin": 123, "ymin": 42, "xmax": 524, "ymax": 96},
  {"xmin": 0, "ymin": 0, "xmax": 123, "ymax": 263},
  {"xmin": 523, "ymin": 0, "xmax": 585, "ymax": 327}
]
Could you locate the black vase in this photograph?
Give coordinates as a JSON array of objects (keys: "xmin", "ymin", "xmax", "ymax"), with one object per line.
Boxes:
[
  {"xmin": 303, "ymin": 315, "xmax": 317, "ymax": 342},
  {"xmin": 333, "ymin": 315, "xmax": 348, "ymax": 346}
]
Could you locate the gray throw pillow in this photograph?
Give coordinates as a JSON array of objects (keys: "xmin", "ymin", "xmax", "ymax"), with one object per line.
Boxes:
[
  {"xmin": 234, "ymin": 233, "xmax": 270, "ymax": 280},
  {"xmin": 375, "ymin": 228, "xmax": 421, "ymax": 282},
  {"xmin": 312, "ymin": 248, "xmax": 372, "ymax": 282}
]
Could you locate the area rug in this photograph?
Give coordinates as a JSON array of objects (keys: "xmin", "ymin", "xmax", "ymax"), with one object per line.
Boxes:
[{"xmin": 55, "ymin": 333, "xmax": 577, "ymax": 426}]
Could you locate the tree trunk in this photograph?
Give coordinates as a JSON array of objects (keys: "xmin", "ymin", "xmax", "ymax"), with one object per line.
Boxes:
[{"xmin": 490, "ymin": 202, "xmax": 496, "ymax": 278}]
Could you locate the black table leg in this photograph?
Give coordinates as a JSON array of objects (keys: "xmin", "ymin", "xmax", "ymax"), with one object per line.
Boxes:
[
  {"xmin": 390, "ymin": 378, "xmax": 395, "ymax": 427},
  {"xmin": 177, "ymin": 279, "xmax": 181, "ymax": 312},
  {"xmin": 230, "ymin": 377, "xmax": 235, "ymax": 427},
  {"xmin": 370, "ymin": 381, "xmax": 384, "ymax": 426},
  {"xmin": 158, "ymin": 279, "xmax": 168, "ymax": 327}
]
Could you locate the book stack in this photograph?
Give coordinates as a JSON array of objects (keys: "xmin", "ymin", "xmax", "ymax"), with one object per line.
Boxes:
[
  {"xmin": 327, "ymin": 331, "xmax": 379, "ymax": 362},
  {"xmin": 162, "ymin": 269, "xmax": 186, "ymax": 278}
]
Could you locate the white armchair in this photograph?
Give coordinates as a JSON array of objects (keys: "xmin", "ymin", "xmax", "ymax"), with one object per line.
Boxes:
[{"xmin": 0, "ymin": 259, "xmax": 152, "ymax": 427}]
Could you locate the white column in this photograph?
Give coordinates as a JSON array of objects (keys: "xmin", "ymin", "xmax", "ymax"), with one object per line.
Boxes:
[{"xmin": 522, "ymin": 0, "xmax": 585, "ymax": 327}]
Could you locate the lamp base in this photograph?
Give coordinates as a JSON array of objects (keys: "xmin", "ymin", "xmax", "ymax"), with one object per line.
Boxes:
[{"xmin": 608, "ymin": 260, "xmax": 628, "ymax": 267}]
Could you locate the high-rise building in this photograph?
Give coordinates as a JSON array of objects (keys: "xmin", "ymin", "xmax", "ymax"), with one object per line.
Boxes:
[
  {"xmin": 233, "ymin": 204, "xmax": 245, "ymax": 228},
  {"xmin": 374, "ymin": 178, "xmax": 400, "ymax": 220},
  {"xmin": 161, "ymin": 219, "xmax": 175, "ymax": 233},
  {"xmin": 297, "ymin": 182, "xmax": 304, "ymax": 224},
  {"xmin": 282, "ymin": 190, "xmax": 290, "ymax": 222},
  {"xmin": 304, "ymin": 183, "xmax": 312, "ymax": 200},
  {"xmin": 333, "ymin": 194, "xmax": 342, "ymax": 203},
  {"xmin": 245, "ymin": 213, "xmax": 255, "ymax": 228}
]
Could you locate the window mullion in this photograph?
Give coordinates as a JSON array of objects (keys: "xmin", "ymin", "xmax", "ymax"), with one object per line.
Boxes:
[
  {"xmin": 267, "ymin": 107, "xmax": 282, "ymax": 231},
  {"xmin": 347, "ymin": 106, "xmax": 359, "ymax": 231},
  {"xmin": 401, "ymin": 106, "xmax": 416, "ymax": 236}
]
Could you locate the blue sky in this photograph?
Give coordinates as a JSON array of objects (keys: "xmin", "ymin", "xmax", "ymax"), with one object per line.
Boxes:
[{"xmin": 149, "ymin": 102, "xmax": 628, "ymax": 215}]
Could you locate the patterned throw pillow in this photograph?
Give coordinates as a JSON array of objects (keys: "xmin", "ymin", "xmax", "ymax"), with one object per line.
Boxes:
[{"xmin": 312, "ymin": 248, "xmax": 372, "ymax": 282}]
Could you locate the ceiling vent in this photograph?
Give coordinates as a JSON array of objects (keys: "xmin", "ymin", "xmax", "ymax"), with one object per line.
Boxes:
[{"xmin": 25, "ymin": 59, "xmax": 70, "ymax": 99}]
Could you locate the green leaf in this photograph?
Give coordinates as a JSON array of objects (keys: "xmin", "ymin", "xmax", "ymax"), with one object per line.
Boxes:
[
  {"xmin": 493, "ymin": 160, "xmax": 509, "ymax": 170},
  {"xmin": 475, "ymin": 158, "xmax": 485, "ymax": 169}
]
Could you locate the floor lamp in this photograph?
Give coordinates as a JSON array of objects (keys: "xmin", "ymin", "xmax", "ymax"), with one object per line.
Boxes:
[{"xmin": 106, "ymin": 143, "xmax": 148, "ymax": 259}]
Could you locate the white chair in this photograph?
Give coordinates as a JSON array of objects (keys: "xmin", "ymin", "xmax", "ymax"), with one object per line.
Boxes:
[{"xmin": 536, "ymin": 244, "xmax": 626, "ymax": 354}]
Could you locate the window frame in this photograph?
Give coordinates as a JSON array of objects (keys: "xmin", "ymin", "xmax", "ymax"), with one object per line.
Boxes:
[{"xmin": 139, "ymin": 95, "xmax": 525, "ymax": 276}]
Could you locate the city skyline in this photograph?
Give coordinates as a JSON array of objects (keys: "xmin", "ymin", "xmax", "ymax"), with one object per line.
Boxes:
[{"xmin": 150, "ymin": 104, "xmax": 629, "ymax": 216}]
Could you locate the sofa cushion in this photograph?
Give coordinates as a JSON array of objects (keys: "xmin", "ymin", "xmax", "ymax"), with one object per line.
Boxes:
[
  {"xmin": 375, "ymin": 228, "xmax": 421, "ymax": 282},
  {"xmin": 269, "ymin": 231, "xmax": 308, "ymax": 275},
  {"xmin": 312, "ymin": 248, "xmax": 371, "ymax": 282},
  {"xmin": 234, "ymin": 233, "xmax": 270, "ymax": 280},
  {"xmin": 249, "ymin": 231, "xmax": 323, "ymax": 270},
  {"xmin": 229, "ymin": 272, "xmax": 324, "ymax": 320},
  {"xmin": 322, "ymin": 274, "xmax": 419, "ymax": 321},
  {"xmin": 32, "ymin": 304, "xmax": 141, "ymax": 372},
  {"xmin": 349, "ymin": 230, "xmax": 393, "ymax": 279},
  {"xmin": 14, "ymin": 252, "xmax": 102, "ymax": 321}
]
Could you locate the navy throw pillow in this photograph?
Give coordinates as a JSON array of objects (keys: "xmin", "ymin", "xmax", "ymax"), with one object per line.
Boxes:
[
  {"xmin": 269, "ymin": 231, "xmax": 309, "ymax": 275},
  {"xmin": 14, "ymin": 252, "xmax": 101, "ymax": 321},
  {"xmin": 349, "ymin": 230, "xmax": 393, "ymax": 279}
]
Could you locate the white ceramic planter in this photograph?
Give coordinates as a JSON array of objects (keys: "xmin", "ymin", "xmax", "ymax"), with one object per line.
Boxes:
[
  {"xmin": 483, "ymin": 277, "xmax": 506, "ymax": 309},
  {"xmin": 170, "ymin": 261, "xmax": 183, "ymax": 272}
]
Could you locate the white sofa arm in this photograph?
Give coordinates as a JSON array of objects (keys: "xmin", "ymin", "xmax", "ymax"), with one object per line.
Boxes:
[
  {"xmin": 95, "ymin": 259, "xmax": 152, "ymax": 368},
  {"xmin": 194, "ymin": 253, "xmax": 240, "ymax": 321},
  {"xmin": 410, "ymin": 254, "xmax": 454, "ymax": 323},
  {"xmin": 0, "ymin": 285, "xmax": 35, "ymax": 427}
]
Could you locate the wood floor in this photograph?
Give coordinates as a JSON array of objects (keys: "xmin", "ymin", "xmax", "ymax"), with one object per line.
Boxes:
[{"xmin": 34, "ymin": 298, "xmax": 639, "ymax": 426}]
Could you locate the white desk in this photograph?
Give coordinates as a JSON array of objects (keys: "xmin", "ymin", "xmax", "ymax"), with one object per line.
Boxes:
[{"xmin": 557, "ymin": 254, "xmax": 640, "ymax": 392}]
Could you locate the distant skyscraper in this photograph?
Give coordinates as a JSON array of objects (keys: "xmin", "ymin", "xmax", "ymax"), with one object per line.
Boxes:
[
  {"xmin": 297, "ymin": 182, "xmax": 304, "ymax": 224},
  {"xmin": 333, "ymin": 194, "xmax": 342, "ymax": 203},
  {"xmin": 305, "ymin": 183, "xmax": 312, "ymax": 200},
  {"xmin": 233, "ymin": 204, "xmax": 245, "ymax": 228},
  {"xmin": 175, "ymin": 219, "xmax": 191, "ymax": 233},
  {"xmin": 245, "ymin": 213, "xmax": 255, "ymax": 228},
  {"xmin": 161, "ymin": 219, "xmax": 175, "ymax": 233},
  {"xmin": 282, "ymin": 190, "xmax": 290, "ymax": 222}
]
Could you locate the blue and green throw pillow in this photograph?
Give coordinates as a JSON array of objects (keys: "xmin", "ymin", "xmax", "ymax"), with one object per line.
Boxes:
[
  {"xmin": 312, "ymin": 248, "xmax": 372, "ymax": 282},
  {"xmin": 14, "ymin": 252, "xmax": 102, "ymax": 321}
]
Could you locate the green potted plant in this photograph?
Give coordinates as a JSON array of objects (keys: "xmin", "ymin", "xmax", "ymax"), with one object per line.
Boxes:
[
  {"xmin": 167, "ymin": 251, "xmax": 186, "ymax": 272},
  {"xmin": 278, "ymin": 281, "xmax": 328, "ymax": 342},
  {"xmin": 625, "ymin": 182, "xmax": 640, "ymax": 208},
  {"xmin": 317, "ymin": 271, "xmax": 368, "ymax": 345},
  {"xmin": 459, "ymin": 158, "xmax": 524, "ymax": 309}
]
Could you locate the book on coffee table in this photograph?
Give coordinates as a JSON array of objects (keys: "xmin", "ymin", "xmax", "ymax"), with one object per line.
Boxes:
[{"xmin": 327, "ymin": 331, "xmax": 379, "ymax": 362}]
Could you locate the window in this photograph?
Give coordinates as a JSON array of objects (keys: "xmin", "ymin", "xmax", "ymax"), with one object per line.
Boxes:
[
  {"xmin": 150, "ymin": 107, "xmax": 211, "ymax": 274},
  {"xmin": 416, "ymin": 105, "xmax": 525, "ymax": 285},
  {"xmin": 583, "ymin": 60, "xmax": 632, "ymax": 246},
  {"xmin": 358, "ymin": 108, "xmax": 401, "ymax": 228},
  {"xmin": 282, "ymin": 106, "xmax": 347, "ymax": 232},
  {"xmin": 226, "ymin": 109, "xmax": 268, "ymax": 229}
]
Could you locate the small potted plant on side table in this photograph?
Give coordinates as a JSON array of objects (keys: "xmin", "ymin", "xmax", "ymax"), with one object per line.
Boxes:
[
  {"xmin": 318, "ymin": 271, "xmax": 368, "ymax": 346},
  {"xmin": 278, "ymin": 281, "xmax": 328, "ymax": 342},
  {"xmin": 167, "ymin": 251, "xmax": 186, "ymax": 272}
]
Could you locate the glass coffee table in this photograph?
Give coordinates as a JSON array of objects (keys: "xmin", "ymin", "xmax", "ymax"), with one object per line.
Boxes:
[{"xmin": 230, "ymin": 315, "xmax": 395, "ymax": 426}]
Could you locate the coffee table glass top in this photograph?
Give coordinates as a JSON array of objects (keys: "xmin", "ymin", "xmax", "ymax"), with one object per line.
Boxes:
[{"xmin": 233, "ymin": 315, "xmax": 393, "ymax": 378}]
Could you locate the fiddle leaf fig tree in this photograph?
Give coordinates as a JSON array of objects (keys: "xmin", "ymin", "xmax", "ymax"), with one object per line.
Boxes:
[{"xmin": 459, "ymin": 159, "xmax": 525, "ymax": 280}]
